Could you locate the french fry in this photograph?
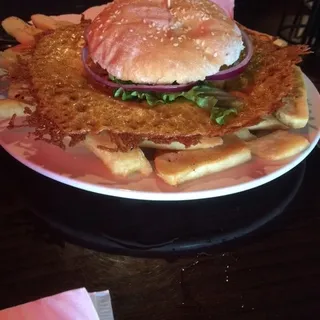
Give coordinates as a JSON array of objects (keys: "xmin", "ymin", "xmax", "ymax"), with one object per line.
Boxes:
[
  {"xmin": 31, "ymin": 14, "xmax": 58, "ymax": 30},
  {"xmin": 247, "ymin": 115, "xmax": 288, "ymax": 131},
  {"xmin": 0, "ymin": 48, "xmax": 21, "ymax": 69},
  {"xmin": 273, "ymin": 38, "xmax": 288, "ymax": 48},
  {"xmin": 140, "ymin": 136, "xmax": 223, "ymax": 150},
  {"xmin": 7, "ymin": 81, "xmax": 35, "ymax": 104},
  {"xmin": 246, "ymin": 130, "xmax": 309, "ymax": 160},
  {"xmin": 85, "ymin": 133, "xmax": 153, "ymax": 177},
  {"xmin": 0, "ymin": 99, "xmax": 35, "ymax": 119},
  {"xmin": 1, "ymin": 16, "xmax": 42, "ymax": 44},
  {"xmin": 155, "ymin": 137, "xmax": 251, "ymax": 186},
  {"xmin": 234, "ymin": 128, "xmax": 256, "ymax": 141},
  {"xmin": 275, "ymin": 67, "xmax": 309, "ymax": 129},
  {"xmin": 31, "ymin": 14, "xmax": 73, "ymax": 30}
]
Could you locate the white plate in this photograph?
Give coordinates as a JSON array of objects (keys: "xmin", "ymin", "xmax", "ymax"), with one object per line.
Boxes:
[
  {"xmin": 0, "ymin": 9, "xmax": 319, "ymax": 201},
  {"xmin": 0, "ymin": 74, "xmax": 319, "ymax": 201}
]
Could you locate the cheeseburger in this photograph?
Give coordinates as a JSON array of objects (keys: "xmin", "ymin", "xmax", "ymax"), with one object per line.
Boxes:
[{"xmin": 0, "ymin": 0, "xmax": 311, "ymax": 186}]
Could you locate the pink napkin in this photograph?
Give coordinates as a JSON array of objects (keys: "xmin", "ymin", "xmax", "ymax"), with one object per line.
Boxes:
[
  {"xmin": 211, "ymin": 0, "xmax": 235, "ymax": 17},
  {"xmin": 0, "ymin": 288, "xmax": 113, "ymax": 320}
]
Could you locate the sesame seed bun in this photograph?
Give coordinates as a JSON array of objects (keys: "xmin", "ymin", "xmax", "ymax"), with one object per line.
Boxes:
[{"xmin": 86, "ymin": 0, "xmax": 244, "ymax": 84}]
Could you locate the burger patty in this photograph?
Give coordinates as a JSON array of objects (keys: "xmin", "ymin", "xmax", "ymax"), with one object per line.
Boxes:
[{"xmin": 9, "ymin": 22, "xmax": 309, "ymax": 151}]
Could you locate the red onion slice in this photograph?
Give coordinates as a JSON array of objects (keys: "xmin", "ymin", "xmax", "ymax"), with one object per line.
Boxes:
[
  {"xmin": 82, "ymin": 30, "xmax": 253, "ymax": 92},
  {"xmin": 206, "ymin": 30, "xmax": 253, "ymax": 80},
  {"xmin": 81, "ymin": 48, "xmax": 196, "ymax": 92}
]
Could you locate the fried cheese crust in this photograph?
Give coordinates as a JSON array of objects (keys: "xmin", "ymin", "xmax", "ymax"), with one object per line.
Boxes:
[{"xmin": 7, "ymin": 22, "xmax": 309, "ymax": 151}]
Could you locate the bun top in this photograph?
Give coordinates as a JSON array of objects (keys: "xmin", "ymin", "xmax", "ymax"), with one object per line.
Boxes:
[{"xmin": 87, "ymin": 0, "xmax": 243, "ymax": 84}]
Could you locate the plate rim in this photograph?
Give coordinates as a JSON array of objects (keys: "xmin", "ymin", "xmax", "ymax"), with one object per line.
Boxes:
[{"xmin": 2, "ymin": 128, "xmax": 319, "ymax": 201}]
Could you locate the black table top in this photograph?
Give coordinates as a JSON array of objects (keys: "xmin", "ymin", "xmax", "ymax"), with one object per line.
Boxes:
[{"xmin": 1, "ymin": 1, "xmax": 320, "ymax": 319}]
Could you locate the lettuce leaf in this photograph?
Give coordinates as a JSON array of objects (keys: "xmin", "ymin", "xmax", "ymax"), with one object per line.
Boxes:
[
  {"xmin": 109, "ymin": 75, "xmax": 133, "ymax": 85},
  {"xmin": 113, "ymin": 81, "xmax": 240, "ymax": 125},
  {"xmin": 210, "ymin": 107, "xmax": 238, "ymax": 125},
  {"xmin": 114, "ymin": 85, "xmax": 219, "ymax": 108}
]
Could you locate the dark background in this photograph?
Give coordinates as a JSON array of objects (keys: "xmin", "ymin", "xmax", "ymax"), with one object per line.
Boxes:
[{"xmin": 0, "ymin": 0, "xmax": 301, "ymax": 34}]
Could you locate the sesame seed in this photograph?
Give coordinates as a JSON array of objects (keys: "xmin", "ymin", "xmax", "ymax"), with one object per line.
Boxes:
[
  {"xmin": 143, "ymin": 37, "xmax": 147, "ymax": 41},
  {"xmin": 214, "ymin": 52, "xmax": 218, "ymax": 57},
  {"xmin": 160, "ymin": 38, "xmax": 164, "ymax": 42},
  {"xmin": 130, "ymin": 29, "xmax": 133, "ymax": 32},
  {"xmin": 173, "ymin": 43, "xmax": 179, "ymax": 46},
  {"xmin": 170, "ymin": 37, "xmax": 174, "ymax": 41}
]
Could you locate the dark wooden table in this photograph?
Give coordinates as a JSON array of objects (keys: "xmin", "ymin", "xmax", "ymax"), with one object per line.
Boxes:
[{"xmin": 1, "ymin": 1, "xmax": 320, "ymax": 319}]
